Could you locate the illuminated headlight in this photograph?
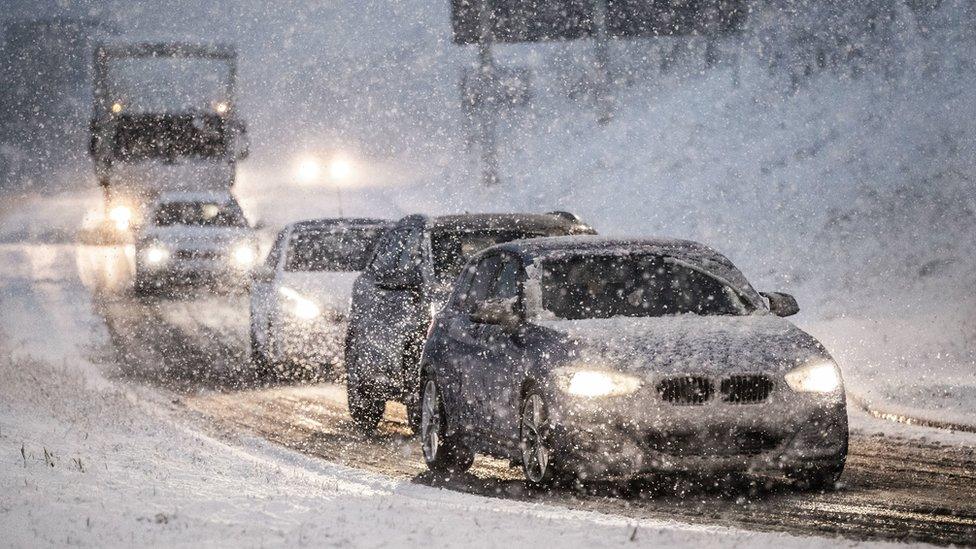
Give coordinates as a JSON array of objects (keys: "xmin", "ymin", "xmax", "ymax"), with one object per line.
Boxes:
[
  {"xmin": 108, "ymin": 206, "xmax": 132, "ymax": 231},
  {"xmin": 555, "ymin": 367, "xmax": 642, "ymax": 398},
  {"xmin": 785, "ymin": 359, "xmax": 842, "ymax": 393},
  {"xmin": 279, "ymin": 286, "xmax": 320, "ymax": 320},
  {"xmin": 232, "ymin": 245, "xmax": 256, "ymax": 267},
  {"xmin": 144, "ymin": 245, "xmax": 170, "ymax": 265}
]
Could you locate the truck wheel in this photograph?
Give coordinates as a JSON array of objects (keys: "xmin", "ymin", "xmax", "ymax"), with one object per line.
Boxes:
[{"xmin": 420, "ymin": 374, "xmax": 473, "ymax": 475}]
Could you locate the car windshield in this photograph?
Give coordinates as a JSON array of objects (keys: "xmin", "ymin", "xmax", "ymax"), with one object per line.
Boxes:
[
  {"xmin": 153, "ymin": 201, "xmax": 247, "ymax": 227},
  {"xmin": 431, "ymin": 228, "xmax": 551, "ymax": 283},
  {"xmin": 285, "ymin": 227, "xmax": 382, "ymax": 272},
  {"xmin": 540, "ymin": 253, "xmax": 753, "ymax": 320}
]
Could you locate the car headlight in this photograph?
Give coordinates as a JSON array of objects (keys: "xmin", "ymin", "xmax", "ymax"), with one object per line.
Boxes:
[
  {"xmin": 785, "ymin": 358, "xmax": 842, "ymax": 393},
  {"xmin": 143, "ymin": 245, "xmax": 170, "ymax": 265},
  {"xmin": 555, "ymin": 367, "xmax": 643, "ymax": 398},
  {"xmin": 279, "ymin": 286, "xmax": 320, "ymax": 320},
  {"xmin": 232, "ymin": 244, "xmax": 256, "ymax": 267}
]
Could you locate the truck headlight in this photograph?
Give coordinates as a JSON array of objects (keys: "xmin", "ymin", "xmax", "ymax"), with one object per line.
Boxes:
[
  {"xmin": 144, "ymin": 245, "xmax": 170, "ymax": 265},
  {"xmin": 232, "ymin": 245, "xmax": 256, "ymax": 267},
  {"xmin": 108, "ymin": 205, "xmax": 132, "ymax": 231},
  {"xmin": 555, "ymin": 367, "xmax": 642, "ymax": 398},
  {"xmin": 785, "ymin": 359, "xmax": 842, "ymax": 393},
  {"xmin": 279, "ymin": 286, "xmax": 320, "ymax": 320}
]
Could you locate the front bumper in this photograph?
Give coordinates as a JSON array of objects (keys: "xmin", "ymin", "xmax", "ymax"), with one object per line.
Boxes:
[
  {"xmin": 139, "ymin": 258, "xmax": 252, "ymax": 286},
  {"xmin": 278, "ymin": 319, "xmax": 347, "ymax": 368},
  {"xmin": 547, "ymin": 387, "xmax": 847, "ymax": 480}
]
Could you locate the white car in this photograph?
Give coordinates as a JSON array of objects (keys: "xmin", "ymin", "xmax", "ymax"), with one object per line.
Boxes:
[
  {"xmin": 135, "ymin": 192, "xmax": 259, "ymax": 294},
  {"xmin": 249, "ymin": 218, "xmax": 389, "ymax": 378}
]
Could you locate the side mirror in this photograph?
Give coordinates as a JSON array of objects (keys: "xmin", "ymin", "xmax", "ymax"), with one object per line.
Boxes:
[
  {"xmin": 376, "ymin": 264, "xmax": 422, "ymax": 291},
  {"xmin": 471, "ymin": 298, "xmax": 521, "ymax": 330},
  {"xmin": 252, "ymin": 265, "xmax": 275, "ymax": 283},
  {"xmin": 761, "ymin": 291, "xmax": 799, "ymax": 317}
]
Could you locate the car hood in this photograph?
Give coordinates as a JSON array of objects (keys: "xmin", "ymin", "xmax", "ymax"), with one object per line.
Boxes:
[
  {"xmin": 279, "ymin": 271, "xmax": 360, "ymax": 314},
  {"xmin": 534, "ymin": 314, "xmax": 829, "ymax": 377},
  {"xmin": 140, "ymin": 226, "xmax": 255, "ymax": 250}
]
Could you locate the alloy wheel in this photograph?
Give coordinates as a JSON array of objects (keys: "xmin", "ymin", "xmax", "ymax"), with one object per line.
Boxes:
[
  {"xmin": 421, "ymin": 380, "xmax": 441, "ymax": 463},
  {"xmin": 520, "ymin": 393, "xmax": 550, "ymax": 483}
]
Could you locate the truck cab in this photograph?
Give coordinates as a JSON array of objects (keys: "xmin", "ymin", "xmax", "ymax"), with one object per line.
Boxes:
[{"xmin": 88, "ymin": 43, "xmax": 248, "ymax": 235}]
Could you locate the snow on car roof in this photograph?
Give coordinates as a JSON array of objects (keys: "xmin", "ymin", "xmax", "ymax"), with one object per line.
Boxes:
[
  {"xmin": 423, "ymin": 212, "xmax": 593, "ymax": 233},
  {"xmin": 289, "ymin": 217, "xmax": 390, "ymax": 232}
]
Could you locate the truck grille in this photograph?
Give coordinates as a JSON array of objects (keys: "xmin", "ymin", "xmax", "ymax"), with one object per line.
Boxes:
[
  {"xmin": 656, "ymin": 376, "xmax": 713, "ymax": 405},
  {"xmin": 720, "ymin": 375, "xmax": 774, "ymax": 404}
]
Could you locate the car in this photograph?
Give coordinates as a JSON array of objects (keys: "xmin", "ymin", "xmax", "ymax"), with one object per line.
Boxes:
[
  {"xmin": 344, "ymin": 212, "xmax": 596, "ymax": 432},
  {"xmin": 417, "ymin": 236, "xmax": 848, "ymax": 491},
  {"xmin": 249, "ymin": 218, "xmax": 389, "ymax": 379},
  {"xmin": 134, "ymin": 191, "xmax": 258, "ymax": 294}
]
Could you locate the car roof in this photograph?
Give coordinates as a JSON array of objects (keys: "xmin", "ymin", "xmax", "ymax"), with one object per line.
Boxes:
[
  {"xmin": 154, "ymin": 191, "xmax": 237, "ymax": 205},
  {"xmin": 288, "ymin": 217, "xmax": 390, "ymax": 233},
  {"xmin": 400, "ymin": 213, "xmax": 594, "ymax": 234},
  {"xmin": 487, "ymin": 236, "xmax": 763, "ymax": 304}
]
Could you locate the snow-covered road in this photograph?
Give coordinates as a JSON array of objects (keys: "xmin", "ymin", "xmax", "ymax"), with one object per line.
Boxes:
[
  {"xmin": 7, "ymin": 240, "xmax": 887, "ymax": 548},
  {"xmin": 1, "ymin": 197, "xmax": 975, "ymax": 546}
]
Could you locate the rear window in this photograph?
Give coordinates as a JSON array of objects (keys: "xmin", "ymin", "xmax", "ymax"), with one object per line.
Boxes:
[
  {"xmin": 431, "ymin": 229, "xmax": 553, "ymax": 283},
  {"xmin": 285, "ymin": 227, "xmax": 382, "ymax": 272},
  {"xmin": 153, "ymin": 201, "xmax": 247, "ymax": 227}
]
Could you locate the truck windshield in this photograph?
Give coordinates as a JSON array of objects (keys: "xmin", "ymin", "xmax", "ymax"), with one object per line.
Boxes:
[
  {"xmin": 540, "ymin": 253, "xmax": 753, "ymax": 320},
  {"xmin": 153, "ymin": 202, "xmax": 247, "ymax": 228},
  {"xmin": 107, "ymin": 57, "xmax": 231, "ymax": 113},
  {"xmin": 285, "ymin": 227, "xmax": 383, "ymax": 272}
]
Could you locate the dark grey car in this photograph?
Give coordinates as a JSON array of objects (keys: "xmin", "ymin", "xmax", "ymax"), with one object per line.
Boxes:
[
  {"xmin": 344, "ymin": 212, "xmax": 596, "ymax": 432},
  {"xmin": 417, "ymin": 237, "xmax": 848, "ymax": 490}
]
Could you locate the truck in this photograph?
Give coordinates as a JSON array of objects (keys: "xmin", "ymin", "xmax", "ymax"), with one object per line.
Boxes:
[{"xmin": 88, "ymin": 43, "xmax": 248, "ymax": 237}]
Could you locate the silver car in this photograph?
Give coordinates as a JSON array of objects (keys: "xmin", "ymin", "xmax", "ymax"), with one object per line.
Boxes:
[
  {"xmin": 418, "ymin": 237, "xmax": 848, "ymax": 490},
  {"xmin": 135, "ymin": 191, "xmax": 258, "ymax": 294}
]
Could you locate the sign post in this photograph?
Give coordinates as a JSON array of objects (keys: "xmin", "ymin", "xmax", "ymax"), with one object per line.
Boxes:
[{"xmin": 477, "ymin": 2, "xmax": 500, "ymax": 186}]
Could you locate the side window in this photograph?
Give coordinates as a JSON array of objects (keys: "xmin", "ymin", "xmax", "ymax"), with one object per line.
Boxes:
[
  {"xmin": 368, "ymin": 228, "xmax": 407, "ymax": 275},
  {"xmin": 460, "ymin": 255, "xmax": 502, "ymax": 313},
  {"xmin": 265, "ymin": 229, "xmax": 288, "ymax": 269},
  {"xmin": 489, "ymin": 255, "xmax": 522, "ymax": 302},
  {"xmin": 396, "ymin": 229, "xmax": 422, "ymax": 272},
  {"xmin": 448, "ymin": 266, "xmax": 476, "ymax": 311}
]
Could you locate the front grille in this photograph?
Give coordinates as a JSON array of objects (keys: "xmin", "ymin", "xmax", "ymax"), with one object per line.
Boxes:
[
  {"xmin": 720, "ymin": 375, "xmax": 774, "ymax": 404},
  {"xmin": 174, "ymin": 249, "xmax": 222, "ymax": 261},
  {"xmin": 657, "ymin": 376, "xmax": 713, "ymax": 405}
]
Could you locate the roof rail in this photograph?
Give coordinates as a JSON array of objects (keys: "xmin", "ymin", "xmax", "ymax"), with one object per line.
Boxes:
[{"xmin": 546, "ymin": 210, "xmax": 584, "ymax": 223}]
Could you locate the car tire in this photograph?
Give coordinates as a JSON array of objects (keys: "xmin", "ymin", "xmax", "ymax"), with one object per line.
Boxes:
[
  {"xmin": 347, "ymin": 374, "xmax": 385, "ymax": 433},
  {"xmin": 519, "ymin": 386, "xmax": 572, "ymax": 490},
  {"xmin": 249, "ymin": 318, "xmax": 271, "ymax": 381},
  {"xmin": 419, "ymin": 373, "xmax": 473, "ymax": 475}
]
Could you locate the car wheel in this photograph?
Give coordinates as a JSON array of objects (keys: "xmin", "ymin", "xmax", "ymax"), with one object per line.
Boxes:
[
  {"xmin": 519, "ymin": 388, "xmax": 573, "ymax": 489},
  {"xmin": 420, "ymin": 375, "xmax": 473, "ymax": 474},
  {"xmin": 249, "ymin": 319, "xmax": 271, "ymax": 380}
]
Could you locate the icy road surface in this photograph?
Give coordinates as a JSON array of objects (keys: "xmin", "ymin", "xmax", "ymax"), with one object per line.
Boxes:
[{"xmin": 3, "ymin": 239, "xmax": 961, "ymax": 546}]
